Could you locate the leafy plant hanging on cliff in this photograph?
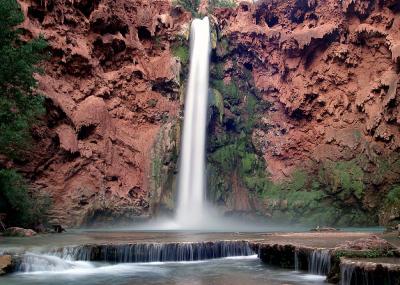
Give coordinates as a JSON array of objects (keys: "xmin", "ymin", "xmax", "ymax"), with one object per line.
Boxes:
[
  {"xmin": 174, "ymin": 0, "xmax": 201, "ymax": 16},
  {"xmin": 0, "ymin": 0, "xmax": 47, "ymax": 157}
]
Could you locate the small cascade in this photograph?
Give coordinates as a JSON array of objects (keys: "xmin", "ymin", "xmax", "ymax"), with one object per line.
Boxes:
[
  {"xmin": 35, "ymin": 241, "xmax": 254, "ymax": 264},
  {"xmin": 341, "ymin": 262, "xmax": 356, "ymax": 285},
  {"xmin": 308, "ymin": 249, "xmax": 331, "ymax": 275},
  {"xmin": 294, "ymin": 249, "xmax": 299, "ymax": 271},
  {"xmin": 18, "ymin": 253, "xmax": 93, "ymax": 272},
  {"xmin": 339, "ymin": 260, "xmax": 400, "ymax": 285}
]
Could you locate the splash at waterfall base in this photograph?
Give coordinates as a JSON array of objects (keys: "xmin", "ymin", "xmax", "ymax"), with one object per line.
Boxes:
[{"xmin": 150, "ymin": 16, "xmax": 259, "ymax": 231}]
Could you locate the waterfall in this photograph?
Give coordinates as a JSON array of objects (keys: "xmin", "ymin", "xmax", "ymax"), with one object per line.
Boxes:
[
  {"xmin": 308, "ymin": 249, "xmax": 331, "ymax": 275},
  {"xmin": 294, "ymin": 249, "xmax": 299, "ymax": 271},
  {"xmin": 14, "ymin": 241, "xmax": 254, "ymax": 272},
  {"xmin": 341, "ymin": 263, "xmax": 356, "ymax": 285},
  {"xmin": 18, "ymin": 253, "xmax": 95, "ymax": 272},
  {"xmin": 176, "ymin": 17, "xmax": 211, "ymax": 227}
]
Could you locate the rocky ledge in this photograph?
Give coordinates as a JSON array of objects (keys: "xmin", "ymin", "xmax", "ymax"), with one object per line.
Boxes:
[{"xmin": 1, "ymin": 233, "xmax": 400, "ymax": 284}]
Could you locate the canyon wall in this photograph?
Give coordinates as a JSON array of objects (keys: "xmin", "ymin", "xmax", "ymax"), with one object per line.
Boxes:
[
  {"xmin": 209, "ymin": 0, "xmax": 400, "ymax": 226},
  {"xmin": 10, "ymin": 0, "xmax": 189, "ymax": 226},
  {"xmin": 8, "ymin": 0, "xmax": 400, "ymax": 226}
]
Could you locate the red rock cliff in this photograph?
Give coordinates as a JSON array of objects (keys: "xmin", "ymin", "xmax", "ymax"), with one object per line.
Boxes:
[
  {"xmin": 9, "ymin": 0, "xmax": 400, "ymax": 226},
  {"xmin": 12, "ymin": 0, "xmax": 190, "ymax": 226},
  {"xmin": 212, "ymin": 0, "xmax": 400, "ymax": 224}
]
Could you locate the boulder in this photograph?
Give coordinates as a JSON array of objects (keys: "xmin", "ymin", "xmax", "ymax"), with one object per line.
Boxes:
[
  {"xmin": 335, "ymin": 235, "xmax": 396, "ymax": 253},
  {"xmin": 4, "ymin": 227, "xmax": 37, "ymax": 237},
  {"xmin": 0, "ymin": 255, "xmax": 12, "ymax": 275}
]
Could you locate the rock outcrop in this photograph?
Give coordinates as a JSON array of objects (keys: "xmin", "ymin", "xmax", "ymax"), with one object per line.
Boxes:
[
  {"xmin": 8, "ymin": 0, "xmax": 190, "ymax": 226},
  {"xmin": 211, "ymin": 0, "xmax": 400, "ymax": 224},
  {"xmin": 217, "ymin": 0, "xmax": 400, "ymax": 180},
  {"xmin": 6, "ymin": 0, "xmax": 400, "ymax": 226}
]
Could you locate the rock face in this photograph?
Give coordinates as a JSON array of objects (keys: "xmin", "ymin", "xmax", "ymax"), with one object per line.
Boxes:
[
  {"xmin": 7, "ymin": 0, "xmax": 400, "ymax": 226},
  {"xmin": 211, "ymin": 0, "xmax": 400, "ymax": 224},
  {"xmin": 9, "ymin": 0, "xmax": 190, "ymax": 226},
  {"xmin": 218, "ymin": 0, "xmax": 400, "ymax": 179}
]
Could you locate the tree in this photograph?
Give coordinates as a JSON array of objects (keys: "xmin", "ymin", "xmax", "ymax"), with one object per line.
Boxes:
[
  {"xmin": 0, "ymin": 0, "xmax": 49, "ymax": 228},
  {"xmin": 0, "ymin": 0, "xmax": 47, "ymax": 157}
]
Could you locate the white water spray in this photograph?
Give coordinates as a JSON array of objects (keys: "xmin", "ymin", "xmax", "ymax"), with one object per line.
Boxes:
[
  {"xmin": 123, "ymin": 17, "xmax": 268, "ymax": 231},
  {"xmin": 176, "ymin": 17, "xmax": 211, "ymax": 228}
]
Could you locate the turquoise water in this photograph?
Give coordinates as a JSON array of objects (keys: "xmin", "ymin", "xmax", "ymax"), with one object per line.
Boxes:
[
  {"xmin": 1, "ymin": 256, "xmax": 327, "ymax": 285},
  {"xmin": 0, "ymin": 228, "xmax": 384, "ymax": 285}
]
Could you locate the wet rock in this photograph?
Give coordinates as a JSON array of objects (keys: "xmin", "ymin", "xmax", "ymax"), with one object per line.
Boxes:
[
  {"xmin": 0, "ymin": 255, "xmax": 12, "ymax": 275},
  {"xmin": 52, "ymin": 224, "xmax": 66, "ymax": 233},
  {"xmin": 4, "ymin": 227, "xmax": 37, "ymax": 237}
]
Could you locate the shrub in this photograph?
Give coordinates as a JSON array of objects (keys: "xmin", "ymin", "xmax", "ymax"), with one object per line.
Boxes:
[
  {"xmin": 0, "ymin": 0, "xmax": 47, "ymax": 158},
  {"xmin": 174, "ymin": 0, "xmax": 200, "ymax": 16},
  {"xmin": 211, "ymin": 89, "xmax": 224, "ymax": 123},
  {"xmin": 208, "ymin": 0, "xmax": 236, "ymax": 13},
  {"xmin": 386, "ymin": 185, "xmax": 400, "ymax": 205},
  {"xmin": 0, "ymin": 169, "xmax": 51, "ymax": 227},
  {"xmin": 319, "ymin": 160, "xmax": 365, "ymax": 200},
  {"xmin": 211, "ymin": 79, "xmax": 240, "ymax": 105},
  {"xmin": 0, "ymin": 0, "xmax": 49, "ymax": 228},
  {"xmin": 211, "ymin": 63, "xmax": 225, "ymax": 80},
  {"xmin": 172, "ymin": 44, "xmax": 189, "ymax": 66}
]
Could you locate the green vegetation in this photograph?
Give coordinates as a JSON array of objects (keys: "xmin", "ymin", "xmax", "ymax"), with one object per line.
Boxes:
[
  {"xmin": 318, "ymin": 160, "xmax": 365, "ymax": 200},
  {"xmin": 174, "ymin": 0, "xmax": 236, "ymax": 16},
  {"xmin": 147, "ymin": 99, "xmax": 158, "ymax": 108},
  {"xmin": 206, "ymin": 33, "xmax": 378, "ymax": 227},
  {"xmin": 0, "ymin": 169, "xmax": 50, "ymax": 227},
  {"xmin": 172, "ymin": 44, "xmax": 189, "ymax": 66},
  {"xmin": 207, "ymin": 57, "xmax": 274, "ymax": 208},
  {"xmin": 171, "ymin": 36, "xmax": 190, "ymax": 83},
  {"xmin": 174, "ymin": 0, "xmax": 200, "ymax": 16},
  {"xmin": 0, "ymin": 0, "xmax": 47, "ymax": 157},
  {"xmin": 208, "ymin": 0, "xmax": 237, "ymax": 13},
  {"xmin": 0, "ymin": 0, "xmax": 49, "ymax": 228},
  {"xmin": 385, "ymin": 185, "xmax": 400, "ymax": 205},
  {"xmin": 335, "ymin": 249, "xmax": 396, "ymax": 259},
  {"xmin": 211, "ymin": 89, "xmax": 224, "ymax": 123},
  {"xmin": 257, "ymin": 167, "xmax": 375, "ymax": 227}
]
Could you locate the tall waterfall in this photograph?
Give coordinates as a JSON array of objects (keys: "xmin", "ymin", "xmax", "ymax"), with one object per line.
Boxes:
[{"xmin": 176, "ymin": 17, "xmax": 211, "ymax": 227}]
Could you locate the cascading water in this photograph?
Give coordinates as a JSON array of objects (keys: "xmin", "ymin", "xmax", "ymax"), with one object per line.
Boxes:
[
  {"xmin": 308, "ymin": 249, "xmax": 331, "ymax": 275},
  {"xmin": 176, "ymin": 17, "xmax": 211, "ymax": 228},
  {"xmin": 14, "ymin": 241, "xmax": 254, "ymax": 273}
]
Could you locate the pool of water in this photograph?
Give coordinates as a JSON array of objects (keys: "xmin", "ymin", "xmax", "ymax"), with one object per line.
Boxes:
[
  {"xmin": 1, "ymin": 256, "xmax": 327, "ymax": 285},
  {"xmin": 0, "ymin": 227, "xmax": 383, "ymax": 252},
  {"xmin": 0, "ymin": 228, "xmax": 386, "ymax": 285}
]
